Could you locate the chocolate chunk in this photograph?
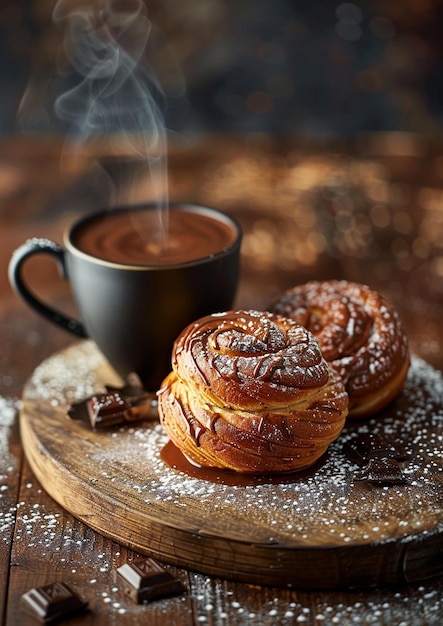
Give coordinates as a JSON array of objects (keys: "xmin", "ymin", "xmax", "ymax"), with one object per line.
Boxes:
[
  {"xmin": 343, "ymin": 433, "xmax": 403, "ymax": 466},
  {"xmin": 87, "ymin": 391, "xmax": 158, "ymax": 428},
  {"xmin": 353, "ymin": 457, "xmax": 407, "ymax": 485},
  {"xmin": 105, "ymin": 375, "xmax": 158, "ymax": 421},
  {"xmin": 115, "ymin": 558, "xmax": 185, "ymax": 604},
  {"xmin": 20, "ymin": 581, "xmax": 87, "ymax": 623},
  {"xmin": 68, "ymin": 373, "xmax": 158, "ymax": 428},
  {"xmin": 87, "ymin": 392, "xmax": 129, "ymax": 428}
]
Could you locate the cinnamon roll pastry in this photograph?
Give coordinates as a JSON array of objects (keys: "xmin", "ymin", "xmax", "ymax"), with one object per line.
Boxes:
[
  {"xmin": 157, "ymin": 310, "xmax": 348, "ymax": 474},
  {"xmin": 269, "ymin": 280, "xmax": 410, "ymax": 418}
]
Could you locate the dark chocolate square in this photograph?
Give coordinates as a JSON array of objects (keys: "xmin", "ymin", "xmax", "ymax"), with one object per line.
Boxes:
[
  {"xmin": 343, "ymin": 433, "xmax": 402, "ymax": 466},
  {"xmin": 353, "ymin": 457, "xmax": 407, "ymax": 485},
  {"xmin": 115, "ymin": 558, "xmax": 185, "ymax": 604},
  {"xmin": 87, "ymin": 392, "xmax": 128, "ymax": 428},
  {"xmin": 20, "ymin": 581, "xmax": 87, "ymax": 623}
]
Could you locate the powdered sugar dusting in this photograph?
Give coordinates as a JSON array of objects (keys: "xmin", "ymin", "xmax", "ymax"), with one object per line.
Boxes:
[
  {"xmin": 24, "ymin": 340, "xmax": 121, "ymax": 406},
  {"xmin": 270, "ymin": 280, "xmax": 410, "ymax": 402},
  {"xmin": 3, "ymin": 341, "xmax": 442, "ymax": 621},
  {"xmin": 0, "ymin": 397, "xmax": 19, "ymax": 499},
  {"xmin": 23, "ymin": 343, "xmax": 442, "ymax": 551}
]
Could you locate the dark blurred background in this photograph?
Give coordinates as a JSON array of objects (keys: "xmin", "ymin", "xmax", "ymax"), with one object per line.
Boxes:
[{"xmin": 0, "ymin": 0, "xmax": 442, "ymax": 137}]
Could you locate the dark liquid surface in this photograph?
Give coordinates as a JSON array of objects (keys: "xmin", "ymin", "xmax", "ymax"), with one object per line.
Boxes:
[{"xmin": 72, "ymin": 207, "xmax": 237, "ymax": 266}]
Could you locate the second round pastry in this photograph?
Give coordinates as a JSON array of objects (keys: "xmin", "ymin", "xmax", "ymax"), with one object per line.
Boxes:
[{"xmin": 269, "ymin": 280, "xmax": 410, "ymax": 418}]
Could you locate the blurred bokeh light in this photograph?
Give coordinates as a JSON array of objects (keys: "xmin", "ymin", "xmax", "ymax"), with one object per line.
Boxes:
[{"xmin": 0, "ymin": 0, "xmax": 441, "ymax": 136}]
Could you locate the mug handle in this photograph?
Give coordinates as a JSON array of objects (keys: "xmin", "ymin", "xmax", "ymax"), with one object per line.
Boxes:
[{"xmin": 8, "ymin": 238, "xmax": 88, "ymax": 338}]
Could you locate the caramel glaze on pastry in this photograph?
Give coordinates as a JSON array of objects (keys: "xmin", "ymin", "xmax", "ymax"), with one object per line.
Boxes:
[
  {"xmin": 157, "ymin": 310, "xmax": 348, "ymax": 474},
  {"xmin": 269, "ymin": 280, "xmax": 410, "ymax": 419}
]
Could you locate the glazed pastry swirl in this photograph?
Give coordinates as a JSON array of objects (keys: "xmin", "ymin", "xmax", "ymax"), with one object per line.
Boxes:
[
  {"xmin": 175, "ymin": 310, "xmax": 331, "ymax": 410},
  {"xmin": 270, "ymin": 280, "xmax": 410, "ymax": 418},
  {"xmin": 158, "ymin": 310, "xmax": 348, "ymax": 474}
]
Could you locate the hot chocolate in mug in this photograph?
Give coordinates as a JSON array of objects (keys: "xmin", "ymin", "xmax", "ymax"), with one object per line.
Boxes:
[{"xmin": 8, "ymin": 203, "xmax": 242, "ymax": 390}]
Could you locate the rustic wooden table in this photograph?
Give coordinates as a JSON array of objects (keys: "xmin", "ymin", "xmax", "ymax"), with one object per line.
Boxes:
[{"xmin": 1, "ymin": 134, "xmax": 442, "ymax": 625}]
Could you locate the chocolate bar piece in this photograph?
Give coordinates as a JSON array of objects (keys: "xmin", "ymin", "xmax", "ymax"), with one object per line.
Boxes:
[
  {"xmin": 343, "ymin": 433, "xmax": 403, "ymax": 466},
  {"xmin": 115, "ymin": 558, "xmax": 185, "ymax": 604},
  {"xmin": 68, "ymin": 373, "xmax": 158, "ymax": 428},
  {"xmin": 20, "ymin": 581, "xmax": 87, "ymax": 623},
  {"xmin": 87, "ymin": 391, "xmax": 158, "ymax": 429},
  {"xmin": 105, "ymin": 375, "xmax": 158, "ymax": 422},
  {"xmin": 353, "ymin": 457, "xmax": 406, "ymax": 485},
  {"xmin": 87, "ymin": 392, "xmax": 129, "ymax": 428}
]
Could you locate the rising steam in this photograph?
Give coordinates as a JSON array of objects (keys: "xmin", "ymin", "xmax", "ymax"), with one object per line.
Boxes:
[{"xmin": 18, "ymin": 0, "xmax": 180, "ymax": 218}]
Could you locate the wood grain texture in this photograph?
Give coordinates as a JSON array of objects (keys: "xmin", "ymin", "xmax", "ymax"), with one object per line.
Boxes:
[
  {"xmin": 6, "ymin": 455, "xmax": 193, "ymax": 626},
  {"xmin": 20, "ymin": 341, "xmax": 443, "ymax": 590}
]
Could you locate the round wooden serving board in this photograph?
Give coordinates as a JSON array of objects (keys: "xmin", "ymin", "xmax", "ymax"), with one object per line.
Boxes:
[{"xmin": 20, "ymin": 341, "xmax": 443, "ymax": 589}]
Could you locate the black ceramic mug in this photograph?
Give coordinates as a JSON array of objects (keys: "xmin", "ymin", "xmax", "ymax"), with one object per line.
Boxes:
[{"xmin": 8, "ymin": 203, "xmax": 242, "ymax": 390}]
